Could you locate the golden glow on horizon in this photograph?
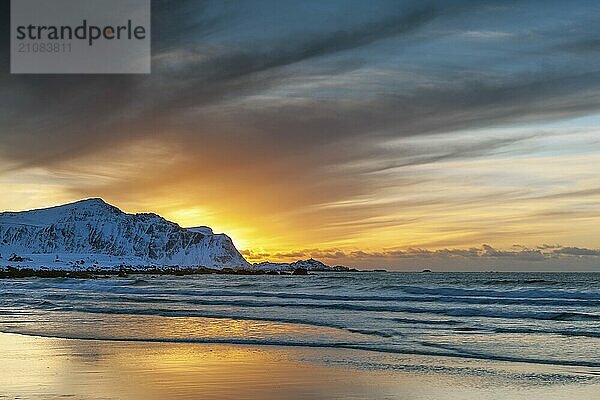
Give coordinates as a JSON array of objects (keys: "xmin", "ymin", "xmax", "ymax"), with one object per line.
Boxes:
[
  {"xmin": 161, "ymin": 207, "xmax": 254, "ymax": 250},
  {"xmin": 1, "ymin": 137, "xmax": 600, "ymax": 265}
]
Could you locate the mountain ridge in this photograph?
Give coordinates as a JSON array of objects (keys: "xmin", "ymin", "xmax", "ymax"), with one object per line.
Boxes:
[{"xmin": 0, "ymin": 198, "xmax": 250, "ymax": 269}]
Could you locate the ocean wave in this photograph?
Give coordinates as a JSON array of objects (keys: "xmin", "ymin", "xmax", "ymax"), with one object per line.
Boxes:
[
  {"xmin": 439, "ymin": 308, "xmax": 600, "ymax": 322},
  {"xmin": 7, "ymin": 277, "xmax": 600, "ymax": 304},
  {"xmin": 480, "ymin": 279, "xmax": 560, "ymax": 286},
  {"xmin": 389, "ymin": 317, "xmax": 463, "ymax": 326},
  {"xmin": 493, "ymin": 327, "xmax": 600, "ymax": 338},
  {"xmin": 16, "ymin": 295, "xmax": 600, "ymax": 328},
  {"xmin": 9, "ymin": 294, "xmax": 600, "ymax": 323},
  {"xmin": 417, "ymin": 340, "xmax": 600, "ymax": 368},
  {"xmin": 3, "ymin": 329, "xmax": 600, "ymax": 369},
  {"xmin": 398, "ymin": 285, "xmax": 600, "ymax": 301},
  {"xmin": 127, "ymin": 278, "xmax": 150, "ymax": 286},
  {"xmin": 6, "ymin": 304, "xmax": 402, "ymax": 339},
  {"xmin": 15, "ymin": 286, "xmax": 600, "ymax": 309}
]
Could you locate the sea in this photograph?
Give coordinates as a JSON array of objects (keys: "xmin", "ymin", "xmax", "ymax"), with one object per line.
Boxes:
[{"xmin": 1, "ymin": 271, "xmax": 600, "ymax": 372}]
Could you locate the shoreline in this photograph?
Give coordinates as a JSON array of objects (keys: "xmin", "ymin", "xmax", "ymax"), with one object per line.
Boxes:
[
  {"xmin": 0, "ymin": 266, "xmax": 359, "ymax": 279},
  {"xmin": 4, "ymin": 328, "xmax": 600, "ymax": 369}
]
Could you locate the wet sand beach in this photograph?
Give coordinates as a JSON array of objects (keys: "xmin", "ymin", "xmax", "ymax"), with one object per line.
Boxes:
[{"xmin": 2, "ymin": 332, "xmax": 599, "ymax": 400}]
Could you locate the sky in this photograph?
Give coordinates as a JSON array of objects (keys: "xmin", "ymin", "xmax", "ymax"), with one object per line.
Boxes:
[{"xmin": 1, "ymin": 0, "xmax": 600, "ymax": 270}]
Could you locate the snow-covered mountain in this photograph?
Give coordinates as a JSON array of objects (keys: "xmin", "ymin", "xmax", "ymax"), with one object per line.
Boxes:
[
  {"xmin": 253, "ymin": 258, "xmax": 338, "ymax": 271},
  {"xmin": 0, "ymin": 198, "xmax": 250, "ymax": 269}
]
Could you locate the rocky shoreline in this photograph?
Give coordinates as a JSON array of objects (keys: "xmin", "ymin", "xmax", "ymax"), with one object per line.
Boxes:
[{"xmin": 0, "ymin": 265, "xmax": 363, "ymax": 279}]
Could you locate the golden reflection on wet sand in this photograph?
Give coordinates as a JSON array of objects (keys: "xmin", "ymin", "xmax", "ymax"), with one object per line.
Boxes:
[
  {"xmin": 8, "ymin": 312, "xmax": 358, "ymax": 342},
  {"xmin": 1, "ymin": 332, "xmax": 599, "ymax": 400}
]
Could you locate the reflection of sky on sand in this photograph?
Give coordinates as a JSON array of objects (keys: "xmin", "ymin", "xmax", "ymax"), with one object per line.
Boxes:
[
  {"xmin": 0, "ymin": 332, "xmax": 386, "ymax": 400},
  {"xmin": 2, "ymin": 332, "xmax": 599, "ymax": 400},
  {"xmin": 0, "ymin": 311, "xmax": 367, "ymax": 344}
]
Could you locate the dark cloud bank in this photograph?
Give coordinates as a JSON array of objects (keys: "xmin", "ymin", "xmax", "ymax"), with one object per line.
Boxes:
[
  {"xmin": 243, "ymin": 244, "xmax": 600, "ymax": 271},
  {"xmin": 2, "ymin": 0, "xmax": 600, "ymax": 168}
]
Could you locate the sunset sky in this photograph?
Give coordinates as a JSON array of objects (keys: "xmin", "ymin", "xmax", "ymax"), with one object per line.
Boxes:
[{"xmin": 1, "ymin": 1, "xmax": 600, "ymax": 269}]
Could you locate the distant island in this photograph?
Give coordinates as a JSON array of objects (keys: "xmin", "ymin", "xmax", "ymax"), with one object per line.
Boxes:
[{"xmin": 0, "ymin": 198, "xmax": 357, "ymax": 276}]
